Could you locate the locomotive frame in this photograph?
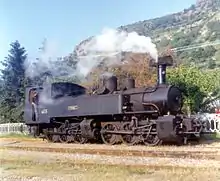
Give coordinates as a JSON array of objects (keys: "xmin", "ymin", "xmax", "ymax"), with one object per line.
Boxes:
[{"xmin": 24, "ymin": 55, "xmax": 204, "ymax": 146}]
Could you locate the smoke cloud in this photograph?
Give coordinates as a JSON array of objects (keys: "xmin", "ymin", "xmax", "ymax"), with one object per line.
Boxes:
[
  {"xmin": 75, "ymin": 27, "xmax": 158, "ymax": 77},
  {"xmin": 24, "ymin": 40, "xmax": 76, "ymax": 81}
]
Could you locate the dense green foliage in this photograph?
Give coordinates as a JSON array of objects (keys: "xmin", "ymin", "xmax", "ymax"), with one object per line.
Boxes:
[
  {"xmin": 167, "ymin": 65, "xmax": 220, "ymax": 114},
  {"xmin": 0, "ymin": 41, "xmax": 27, "ymax": 123}
]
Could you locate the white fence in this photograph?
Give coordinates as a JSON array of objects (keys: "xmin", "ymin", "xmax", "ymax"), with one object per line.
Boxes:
[
  {"xmin": 197, "ymin": 113, "xmax": 220, "ymax": 133},
  {"xmin": 0, "ymin": 123, "xmax": 29, "ymax": 135},
  {"xmin": 0, "ymin": 113, "xmax": 219, "ymax": 135}
]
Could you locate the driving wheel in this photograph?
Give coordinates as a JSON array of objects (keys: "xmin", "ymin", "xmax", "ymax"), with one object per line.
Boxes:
[
  {"xmin": 100, "ymin": 123, "xmax": 118, "ymax": 145},
  {"xmin": 120, "ymin": 122, "xmax": 137, "ymax": 146}
]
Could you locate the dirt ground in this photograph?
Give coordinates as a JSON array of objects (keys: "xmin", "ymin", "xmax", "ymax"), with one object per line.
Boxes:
[{"xmin": 0, "ymin": 137, "xmax": 220, "ymax": 181}]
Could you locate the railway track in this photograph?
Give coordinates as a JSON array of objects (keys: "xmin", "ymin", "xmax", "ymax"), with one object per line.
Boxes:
[
  {"xmin": 2, "ymin": 145, "xmax": 219, "ymax": 160},
  {"xmin": 1, "ymin": 140, "xmax": 220, "ymax": 160}
]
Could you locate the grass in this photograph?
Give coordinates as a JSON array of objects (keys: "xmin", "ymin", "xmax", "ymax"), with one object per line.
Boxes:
[
  {"xmin": 1, "ymin": 146, "xmax": 220, "ymax": 181},
  {"xmin": 0, "ymin": 133, "xmax": 41, "ymax": 142},
  {"xmin": 1, "ymin": 156, "xmax": 220, "ymax": 181},
  {"xmin": 200, "ymin": 132, "xmax": 220, "ymax": 140},
  {"xmin": 0, "ymin": 133, "xmax": 31, "ymax": 138}
]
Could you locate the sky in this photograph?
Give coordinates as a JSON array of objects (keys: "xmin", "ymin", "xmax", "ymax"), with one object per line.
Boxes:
[{"xmin": 0, "ymin": 0, "xmax": 196, "ymax": 62}]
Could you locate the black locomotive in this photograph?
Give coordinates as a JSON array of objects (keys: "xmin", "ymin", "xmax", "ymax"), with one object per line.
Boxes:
[{"xmin": 24, "ymin": 55, "xmax": 203, "ymax": 146}]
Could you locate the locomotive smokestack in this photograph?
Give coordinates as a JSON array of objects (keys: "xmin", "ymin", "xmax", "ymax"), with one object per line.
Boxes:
[
  {"xmin": 158, "ymin": 64, "xmax": 166, "ymax": 85},
  {"xmin": 150, "ymin": 55, "xmax": 174, "ymax": 85}
]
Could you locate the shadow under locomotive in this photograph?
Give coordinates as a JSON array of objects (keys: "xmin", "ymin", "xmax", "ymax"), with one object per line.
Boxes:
[{"xmin": 24, "ymin": 55, "xmax": 205, "ymax": 146}]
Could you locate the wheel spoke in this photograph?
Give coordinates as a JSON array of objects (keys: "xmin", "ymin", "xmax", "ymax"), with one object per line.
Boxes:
[
  {"xmin": 120, "ymin": 122, "xmax": 137, "ymax": 146},
  {"xmin": 101, "ymin": 123, "xmax": 118, "ymax": 145}
]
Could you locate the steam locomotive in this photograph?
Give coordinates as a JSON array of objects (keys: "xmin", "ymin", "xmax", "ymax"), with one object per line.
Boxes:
[{"xmin": 24, "ymin": 55, "xmax": 203, "ymax": 146}]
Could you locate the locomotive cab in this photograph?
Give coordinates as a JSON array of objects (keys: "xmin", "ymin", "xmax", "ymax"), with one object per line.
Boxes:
[{"xmin": 24, "ymin": 86, "xmax": 43, "ymax": 123}]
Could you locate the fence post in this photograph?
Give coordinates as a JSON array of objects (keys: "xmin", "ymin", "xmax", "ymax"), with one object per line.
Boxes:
[{"xmin": 7, "ymin": 122, "xmax": 10, "ymax": 133}]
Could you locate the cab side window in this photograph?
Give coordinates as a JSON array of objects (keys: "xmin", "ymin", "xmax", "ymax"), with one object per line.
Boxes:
[
  {"xmin": 28, "ymin": 89, "xmax": 39, "ymax": 104},
  {"xmin": 51, "ymin": 83, "xmax": 86, "ymax": 99}
]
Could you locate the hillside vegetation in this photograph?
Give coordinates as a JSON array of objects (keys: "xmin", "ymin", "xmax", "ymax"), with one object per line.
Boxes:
[{"xmin": 75, "ymin": 0, "xmax": 220, "ymax": 69}]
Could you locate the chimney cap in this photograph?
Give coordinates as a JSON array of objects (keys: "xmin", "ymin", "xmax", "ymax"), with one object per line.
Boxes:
[{"xmin": 150, "ymin": 55, "xmax": 174, "ymax": 67}]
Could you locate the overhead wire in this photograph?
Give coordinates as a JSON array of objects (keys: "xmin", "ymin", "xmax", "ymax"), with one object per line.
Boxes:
[
  {"xmin": 171, "ymin": 40, "xmax": 220, "ymax": 52},
  {"xmin": 76, "ymin": 41, "xmax": 220, "ymax": 59}
]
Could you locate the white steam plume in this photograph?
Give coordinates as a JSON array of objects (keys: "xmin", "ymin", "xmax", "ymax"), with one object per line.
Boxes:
[
  {"xmin": 24, "ymin": 40, "xmax": 76, "ymax": 81},
  {"xmin": 75, "ymin": 27, "xmax": 158, "ymax": 77},
  {"xmin": 24, "ymin": 40, "xmax": 77, "ymax": 105}
]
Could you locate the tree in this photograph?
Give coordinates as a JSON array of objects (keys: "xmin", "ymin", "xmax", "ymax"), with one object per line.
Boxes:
[
  {"xmin": 0, "ymin": 41, "xmax": 27, "ymax": 123},
  {"xmin": 167, "ymin": 65, "xmax": 220, "ymax": 114},
  {"xmin": 159, "ymin": 37, "xmax": 170, "ymax": 47}
]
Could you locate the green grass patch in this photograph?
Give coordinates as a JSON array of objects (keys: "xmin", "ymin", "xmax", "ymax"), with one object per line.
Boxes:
[
  {"xmin": 0, "ymin": 133, "xmax": 34, "ymax": 139},
  {"xmin": 0, "ymin": 133, "xmax": 30, "ymax": 138},
  {"xmin": 201, "ymin": 132, "xmax": 220, "ymax": 140},
  {"xmin": 216, "ymin": 132, "xmax": 220, "ymax": 139}
]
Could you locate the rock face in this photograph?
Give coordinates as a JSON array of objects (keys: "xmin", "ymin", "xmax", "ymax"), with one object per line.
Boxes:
[{"xmin": 72, "ymin": 0, "xmax": 220, "ymax": 69}]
